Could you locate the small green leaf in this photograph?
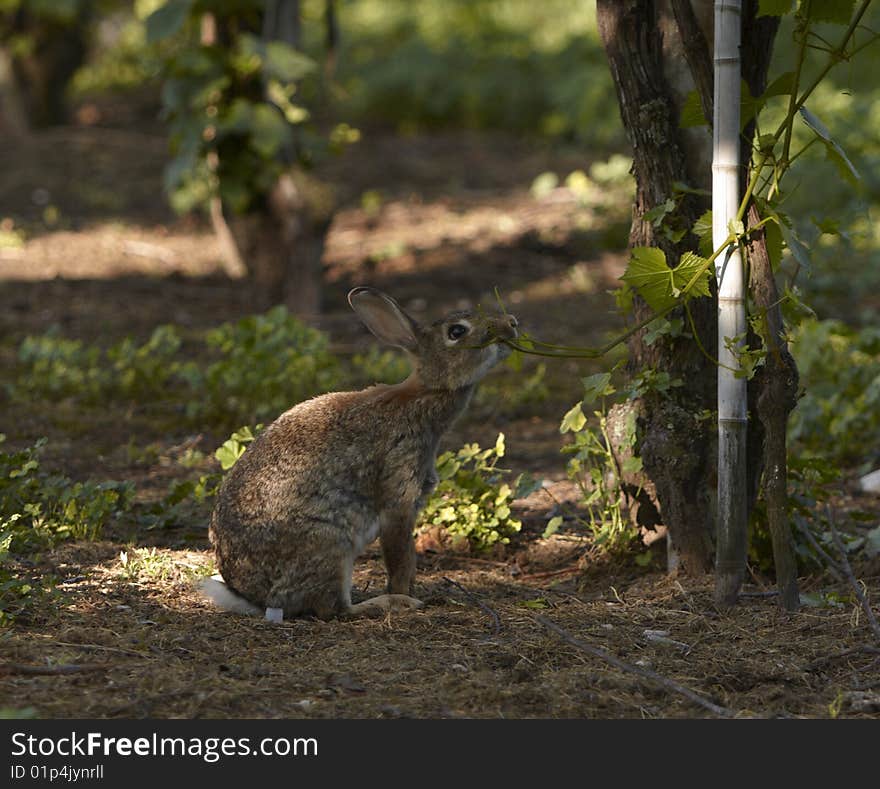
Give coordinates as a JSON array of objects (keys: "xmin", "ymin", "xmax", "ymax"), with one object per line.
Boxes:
[
  {"xmin": 643, "ymin": 198, "xmax": 676, "ymax": 227},
  {"xmin": 672, "ymin": 182, "xmax": 711, "ymax": 197},
  {"xmin": 581, "ymin": 372, "xmax": 615, "ymax": 405},
  {"xmin": 543, "ymin": 516, "xmax": 563, "ymax": 538},
  {"xmin": 634, "ymin": 550, "xmax": 653, "ymax": 567},
  {"xmin": 812, "ymin": 216, "xmax": 842, "ymax": 236},
  {"xmin": 693, "ymin": 210, "xmax": 714, "ymax": 257},
  {"xmin": 513, "ymin": 473, "xmax": 542, "ymax": 500},
  {"xmin": 621, "ymin": 455, "xmax": 643, "ymax": 475},
  {"xmin": 779, "ymin": 223, "xmax": 812, "ymax": 272},
  {"xmin": 799, "ymin": 592, "xmax": 843, "ymax": 609},
  {"xmin": 518, "ymin": 598, "xmax": 551, "ymax": 610},
  {"xmin": 531, "ymin": 171, "xmax": 559, "ymax": 199},
  {"xmin": 560, "ymin": 402, "xmax": 587, "ymax": 434},
  {"xmin": 799, "ymin": 107, "xmax": 859, "ymax": 184}
]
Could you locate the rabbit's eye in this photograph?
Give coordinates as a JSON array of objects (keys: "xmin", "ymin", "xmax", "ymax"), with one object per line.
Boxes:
[{"xmin": 447, "ymin": 324, "xmax": 469, "ymax": 341}]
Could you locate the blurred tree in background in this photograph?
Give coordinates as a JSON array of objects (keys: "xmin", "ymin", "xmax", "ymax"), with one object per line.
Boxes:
[
  {"xmin": 146, "ymin": 0, "xmax": 334, "ymax": 312},
  {"xmin": 0, "ymin": 0, "xmax": 94, "ymax": 131}
]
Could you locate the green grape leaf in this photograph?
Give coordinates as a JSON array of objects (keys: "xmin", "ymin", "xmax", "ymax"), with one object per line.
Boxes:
[
  {"xmin": 581, "ymin": 372, "xmax": 615, "ymax": 405},
  {"xmin": 622, "ymin": 247, "xmax": 712, "ymax": 312}
]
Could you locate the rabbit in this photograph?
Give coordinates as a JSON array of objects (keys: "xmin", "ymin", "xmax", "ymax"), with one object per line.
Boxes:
[{"xmin": 200, "ymin": 287, "xmax": 518, "ymax": 620}]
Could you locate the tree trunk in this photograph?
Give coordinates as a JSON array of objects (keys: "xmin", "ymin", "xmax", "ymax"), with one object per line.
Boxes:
[
  {"xmin": 598, "ymin": 1, "xmax": 785, "ymax": 581},
  {"xmin": 228, "ymin": 171, "xmax": 331, "ymax": 314},
  {"xmin": 598, "ymin": 0, "xmax": 716, "ymax": 575},
  {"xmin": 214, "ymin": 0, "xmax": 331, "ymax": 315},
  {"xmin": 0, "ymin": 45, "xmax": 28, "ymax": 138},
  {"xmin": 7, "ymin": 5, "xmax": 89, "ymax": 127},
  {"xmin": 747, "ymin": 203, "xmax": 800, "ymax": 610}
]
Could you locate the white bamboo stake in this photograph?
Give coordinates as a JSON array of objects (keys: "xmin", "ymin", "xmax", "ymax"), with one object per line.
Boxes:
[{"xmin": 713, "ymin": 0, "xmax": 748, "ymax": 605}]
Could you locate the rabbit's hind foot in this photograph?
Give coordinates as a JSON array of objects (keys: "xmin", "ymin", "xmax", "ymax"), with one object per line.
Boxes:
[{"xmin": 346, "ymin": 594, "xmax": 424, "ymax": 618}]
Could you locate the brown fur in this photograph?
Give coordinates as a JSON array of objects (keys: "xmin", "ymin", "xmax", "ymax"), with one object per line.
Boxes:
[{"xmin": 207, "ymin": 288, "xmax": 517, "ymax": 619}]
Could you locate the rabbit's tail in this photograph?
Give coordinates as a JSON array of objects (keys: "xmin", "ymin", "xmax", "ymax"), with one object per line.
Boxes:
[{"xmin": 198, "ymin": 574, "xmax": 262, "ymax": 616}]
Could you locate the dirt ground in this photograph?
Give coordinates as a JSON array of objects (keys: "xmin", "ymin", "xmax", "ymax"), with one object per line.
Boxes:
[{"xmin": 1, "ymin": 125, "xmax": 879, "ymax": 719}]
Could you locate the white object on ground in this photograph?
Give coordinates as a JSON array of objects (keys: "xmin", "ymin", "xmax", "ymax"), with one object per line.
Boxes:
[
  {"xmin": 265, "ymin": 607, "xmax": 284, "ymax": 623},
  {"xmin": 859, "ymin": 469, "xmax": 880, "ymax": 494}
]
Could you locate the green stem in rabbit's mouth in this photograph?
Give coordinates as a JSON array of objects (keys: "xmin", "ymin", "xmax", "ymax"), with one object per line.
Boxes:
[
  {"xmin": 479, "ymin": 286, "xmax": 679, "ymax": 360},
  {"xmin": 481, "ymin": 305, "xmax": 680, "ymax": 360}
]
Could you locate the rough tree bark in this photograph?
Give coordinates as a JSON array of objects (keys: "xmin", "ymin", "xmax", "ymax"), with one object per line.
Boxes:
[
  {"xmin": 598, "ymin": 0, "xmax": 716, "ymax": 575},
  {"xmin": 747, "ymin": 203, "xmax": 800, "ymax": 609},
  {"xmin": 598, "ymin": 1, "xmax": 792, "ymax": 587}
]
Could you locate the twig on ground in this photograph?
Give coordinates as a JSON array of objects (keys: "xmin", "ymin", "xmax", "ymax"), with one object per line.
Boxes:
[
  {"xmin": 108, "ymin": 690, "xmax": 192, "ymax": 717},
  {"xmin": 806, "ymin": 644, "xmax": 880, "ymax": 671},
  {"xmin": 519, "ymin": 566, "xmax": 581, "ymax": 582},
  {"xmin": 534, "ymin": 614, "xmax": 735, "ymax": 718},
  {"xmin": 542, "ymin": 588, "xmax": 591, "ymax": 608},
  {"xmin": 794, "ymin": 515, "xmax": 844, "ymax": 582},
  {"xmin": 48, "ymin": 641, "xmax": 150, "ymax": 658},
  {"xmin": 435, "ymin": 555, "xmax": 508, "ymax": 567},
  {"xmin": 828, "ymin": 514, "xmax": 880, "ymax": 643},
  {"xmin": 0, "ymin": 662, "xmax": 109, "ymax": 676},
  {"xmin": 442, "ymin": 576, "xmax": 501, "ymax": 635},
  {"xmin": 853, "ymin": 657, "xmax": 880, "ymax": 690},
  {"xmin": 673, "ymin": 581, "xmax": 700, "ymax": 615}
]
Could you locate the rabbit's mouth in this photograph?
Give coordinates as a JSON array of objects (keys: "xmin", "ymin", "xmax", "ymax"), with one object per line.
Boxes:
[{"xmin": 495, "ymin": 341, "xmax": 513, "ymax": 360}]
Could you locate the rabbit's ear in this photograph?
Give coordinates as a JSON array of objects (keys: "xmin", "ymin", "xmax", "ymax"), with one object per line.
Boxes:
[{"xmin": 348, "ymin": 288, "xmax": 419, "ymax": 350}]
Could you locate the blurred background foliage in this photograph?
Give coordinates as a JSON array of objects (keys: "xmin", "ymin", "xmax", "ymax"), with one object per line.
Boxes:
[
  {"xmin": 63, "ymin": 1, "xmax": 622, "ymax": 146},
  {"xmin": 4, "ymin": 1, "xmax": 875, "ymax": 322},
  {"xmin": 765, "ymin": 12, "xmax": 880, "ymax": 326}
]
